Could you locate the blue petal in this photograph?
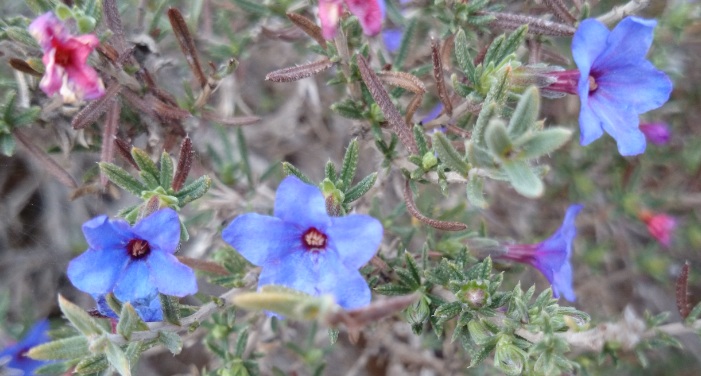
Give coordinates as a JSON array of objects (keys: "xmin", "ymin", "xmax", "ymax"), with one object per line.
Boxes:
[
  {"xmin": 589, "ymin": 92, "xmax": 646, "ymax": 155},
  {"xmin": 0, "ymin": 320, "xmax": 51, "ymax": 373},
  {"xmin": 257, "ymin": 252, "xmax": 318, "ymax": 295},
  {"xmin": 578, "ymin": 102, "xmax": 604, "ymax": 146},
  {"xmin": 327, "ymin": 214, "xmax": 383, "ymax": 270},
  {"xmin": 146, "ymin": 250, "xmax": 198, "ymax": 297},
  {"xmin": 132, "ymin": 209, "xmax": 181, "ymax": 254},
  {"xmin": 595, "ymin": 61, "xmax": 672, "ymax": 114},
  {"xmin": 552, "ymin": 261, "xmax": 576, "ymax": 301},
  {"xmin": 222, "ymin": 213, "xmax": 302, "ymax": 266},
  {"xmin": 318, "ymin": 266, "xmax": 371, "ymax": 310},
  {"xmin": 274, "ymin": 176, "xmax": 331, "ymax": 230},
  {"xmin": 572, "ymin": 19, "xmax": 610, "ymax": 77},
  {"xmin": 113, "ymin": 261, "xmax": 157, "ymax": 302},
  {"xmin": 383, "ymin": 28, "xmax": 402, "ymax": 53},
  {"xmin": 594, "ymin": 17, "xmax": 657, "ymax": 72},
  {"xmin": 82, "ymin": 215, "xmax": 131, "ymax": 251},
  {"xmin": 541, "ymin": 204, "xmax": 583, "ymax": 256},
  {"xmin": 67, "ymin": 247, "xmax": 130, "ymax": 295}
]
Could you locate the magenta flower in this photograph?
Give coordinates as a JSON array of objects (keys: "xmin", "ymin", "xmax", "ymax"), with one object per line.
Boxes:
[
  {"xmin": 28, "ymin": 12, "xmax": 105, "ymax": 101},
  {"xmin": 640, "ymin": 211, "xmax": 676, "ymax": 247},
  {"xmin": 498, "ymin": 205, "xmax": 583, "ymax": 301},
  {"xmin": 639, "ymin": 122, "xmax": 671, "ymax": 145},
  {"xmin": 544, "ymin": 17, "xmax": 672, "ymax": 156},
  {"xmin": 222, "ymin": 176, "xmax": 383, "ymax": 310},
  {"xmin": 67, "ymin": 209, "xmax": 197, "ymax": 304},
  {"xmin": 0, "ymin": 320, "xmax": 51, "ymax": 375},
  {"xmin": 319, "ymin": 0, "xmax": 385, "ymax": 40}
]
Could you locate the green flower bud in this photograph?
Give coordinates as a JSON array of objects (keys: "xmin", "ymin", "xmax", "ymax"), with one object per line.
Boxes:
[
  {"xmin": 458, "ymin": 280, "xmax": 491, "ymax": 309},
  {"xmin": 421, "ymin": 151, "xmax": 438, "ymax": 170}
]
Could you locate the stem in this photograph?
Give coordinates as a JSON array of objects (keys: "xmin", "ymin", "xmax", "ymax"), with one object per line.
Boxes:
[{"xmin": 597, "ymin": 0, "xmax": 651, "ymax": 25}]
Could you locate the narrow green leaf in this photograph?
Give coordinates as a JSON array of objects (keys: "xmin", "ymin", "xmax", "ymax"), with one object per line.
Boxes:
[
  {"xmin": 502, "ymin": 160, "xmax": 544, "ymax": 198},
  {"xmin": 434, "ymin": 301, "xmax": 462, "ymax": 323},
  {"xmin": 131, "ymin": 148, "xmax": 160, "ymax": 186},
  {"xmin": 176, "ymin": 175, "xmax": 212, "ymax": 206},
  {"xmin": 515, "ymin": 128, "xmax": 572, "ymax": 159},
  {"xmin": 466, "ymin": 141, "xmax": 497, "ymax": 169},
  {"xmin": 472, "ymin": 102, "xmax": 495, "ymax": 147},
  {"xmin": 330, "ymin": 100, "xmax": 365, "ymax": 120},
  {"xmin": 508, "ymin": 86, "xmax": 540, "ymax": 137},
  {"xmin": 34, "ymin": 362, "xmax": 73, "ymax": 375},
  {"xmin": 25, "ymin": 0, "xmax": 53, "ymax": 13},
  {"xmin": 10, "ymin": 106, "xmax": 41, "ymax": 127},
  {"xmin": 373, "ymin": 283, "xmax": 415, "ymax": 296},
  {"xmin": 237, "ymin": 127, "xmax": 253, "ymax": 187},
  {"xmin": 99, "ymin": 163, "xmax": 147, "ymax": 196},
  {"xmin": 75, "ymin": 354, "xmax": 108, "ymax": 374},
  {"xmin": 466, "ymin": 174, "xmax": 488, "ymax": 209},
  {"xmin": 394, "ymin": 18, "xmax": 417, "ymax": 69},
  {"xmin": 413, "ymin": 125, "xmax": 428, "ymax": 155},
  {"xmin": 5, "ymin": 27, "xmax": 40, "ymax": 49},
  {"xmin": 344, "ymin": 172, "xmax": 377, "ymax": 203},
  {"xmin": 328, "ymin": 328, "xmax": 339, "ymax": 345},
  {"xmin": 28, "ymin": 336, "xmax": 89, "ymax": 360},
  {"xmin": 485, "ymin": 120, "xmax": 513, "ymax": 159},
  {"xmin": 105, "ymin": 342, "xmax": 131, "ymax": 376},
  {"xmin": 235, "ymin": 327, "xmax": 249, "ymax": 357},
  {"xmin": 339, "ymin": 139, "xmax": 359, "ymax": 190},
  {"xmin": 159, "ymin": 152, "xmax": 174, "ymax": 190},
  {"xmin": 282, "ymin": 162, "xmax": 314, "ymax": 184},
  {"xmin": 125, "ymin": 341, "xmax": 143, "ymax": 369},
  {"xmin": 116, "ymin": 303, "xmax": 149, "ymax": 340},
  {"xmin": 58, "ymin": 295, "xmax": 104, "ymax": 337},
  {"xmin": 232, "ymin": 0, "xmax": 269, "ymax": 15},
  {"xmin": 160, "ymin": 294, "xmax": 181, "ymax": 326},
  {"xmin": 0, "ymin": 134, "xmax": 16, "ymax": 156},
  {"xmin": 158, "ymin": 331, "xmax": 183, "ymax": 355},
  {"xmin": 499, "ymin": 26, "xmax": 528, "ymax": 62},
  {"xmin": 404, "ymin": 251, "xmax": 421, "ymax": 287},
  {"xmin": 482, "ymin": 34, "xmax": 505, "ymax": 67},
  {"xmin": 454, "ymin": 29, "xmax": 476, "ymax": 83},
  {"xmin": 433, "ymin": 132, "xmax": 470, "ymax": 176},
  {"xmin": 325, "ymin": 160, "xmax": 337, "ymax": 182}
]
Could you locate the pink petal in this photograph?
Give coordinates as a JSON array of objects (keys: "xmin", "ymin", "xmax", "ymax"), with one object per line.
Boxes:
[
  {"xmin": 64, "ymin": 64, "xmax": 105, "ymax": 100},
  {"xmin": 319, "ymin": 0, "xmax": 344, "ymax": 40},
  {"xmin": 345, "ymin": 0, "xmax": 384, "ymax": 36},
  {"xmin": 39, "ymin": 50, "xmax": 64, "ymax": 96},
  {"xmin": 28, "ymin": 12, "xmax": 67, "ymax": 50}
]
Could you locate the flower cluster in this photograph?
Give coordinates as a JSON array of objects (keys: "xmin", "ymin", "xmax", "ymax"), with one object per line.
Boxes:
[
  {"xmin": 29, "ymin": 12, "xmax": 104, "ymax": 102},
  {"xmin": 67, "ymin": 209, "xmax": 197, "ymax": 320},
  {"xmin": 498, "ymin": 205, "xmax": 583, "ymax": 301},
  {"xmin": 319, "ymin": 0, "xmax": 385, "ymax": 40},
  {"xmin": 223, "ymin": 176, "xmax": 383, "ymax": 310},
  {"xmin": 0, "ymin": 320, "xmax": 51, "ymax": 375}
]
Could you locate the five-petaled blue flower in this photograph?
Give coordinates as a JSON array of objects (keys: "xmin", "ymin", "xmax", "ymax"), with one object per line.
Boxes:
[
  {"xmin": 0, "ymin": 320, "xmax": 51, "ymax": 375},
  {"xmin": 222, "ymin": 176, "xmax": 383, "ymax": 310},
  {"xmin": 67, "ymin": 208, "xmax": 197, "ymax": 304},
  {"xmin": 573, "ymin": 17, "xmax": 672, "ymax": 156},
  {"xmin": 500, "ymin": 205, "xmax": 583, "ymax": 301}
]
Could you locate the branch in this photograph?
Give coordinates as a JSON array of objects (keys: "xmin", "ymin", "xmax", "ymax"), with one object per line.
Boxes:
[{"xmin": 597, "ymin": 0, "xmax": 651, "ymax": 25}]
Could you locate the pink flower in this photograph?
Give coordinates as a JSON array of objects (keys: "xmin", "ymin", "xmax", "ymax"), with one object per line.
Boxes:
[
  {"xmin": 640, "ymin": 211, "xmax": 676, "ymax": 247},
  {"xmin": 319, "ymin": 0, "xmax": 385, "ymax": 40},
  {"xmin": 29, "ymin": 12, "xmax": 104, "ymax": 102},
  {"xmin": 639, "ymin": 122, "xmax": 671, "ymax": 145}
]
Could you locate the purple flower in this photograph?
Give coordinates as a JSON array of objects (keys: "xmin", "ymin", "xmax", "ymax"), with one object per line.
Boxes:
[
  {"xmin": 67, "ymin": 209, "xmax": 197, "ymax": 304},
  {"xmin": 572, "ymin": 17, "xmax": 673, "ymax": 156},
  {"xmin": 639, "ymin": 122, "xmax": 671, "ymax": 145},
  {"xmin": 319, "ymin": 0, "xmax": 385, "ymax": 40},
  {"xmin": 382, "ymin": 28, "xmax": 403, "ymax": 53},
  {"xmin": 93, "ymin": 294, "xmax": 163, "ymax": 322},
  {"xmin": 222, "ymin": 176, "xmax": 383, "ymax": 310},
  {"xmin": 28, "ymin": 12, "xmax": 105, "ymax": 102},
  {"xmin": 0, "ymin": 320, "xmax": 51, "ymax": 375},
  {"xmin": 499, "ymin": 205, "xmax": 583, "ymax": 301}
]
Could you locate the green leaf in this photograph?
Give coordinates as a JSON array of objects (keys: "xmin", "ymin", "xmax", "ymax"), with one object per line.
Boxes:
[
  {"xmin": 508, "ymin": 86, "xmax": 540, "ymax": 137},
  {"xmin": 131, "ymin": 148, "xmax": 160, "ymax": 187},
  {"xmin": 325, "ymin": 160, "xmax": 337, "ymax": 182},
  {"xmin": 74, "ymin": 354, "xmax": 108, "ymax": 374},
  {"xmin": 404, "ymin": 251, "xmax": 422, "ymax": 287},
  {"xmin": 394, "ymin": 18, "xmax": 417, "ymax": 69},
  {"xmin": 500, "ymin": 26, "xmax": 528, "ymax": 62},
  {"xmin": 232, "ymin": 0, "xmax": 269, "ymax": 15},
  {"xmin": 160, "ymin": 294, "xmax": 181, "ymax": 326},
  {"xmin": 282, "ymin": 162, "xmax": 313, "ymax": 185},
  {"xmin": 27, "ymin": 336, "xmax": 89, "ymax": 360},
  {"xmin": 373, "ymin": 283, "xmax": 415, "ymax": 296},
  {"xmin": 58, "ymin": 295, "xmax": 104, "ymax": 337},
  {"xmin": 99, "ymin": 163, "xmax": 147, "ymax": 196},
  {"xmin": 237, "ymin": 127, "xmax": 254, "ymax": 187},
  {"xmin": 5, "ymin": 27, "xmax": 40, "ymax": 49},
  {"xmin": 176, "ymin": 175, "xmax": 212, "ymax": 206},
  {"xmin": 10, "ymin": 106, "xmax": 41, "ymax": 127},
  {"xmin": 105, "ymin": 342, "xmax": 132, "ymax": 376},
  {"xmin": 330, "ymin": 99, "xmax": 365, "ymax": 120},
  {"xmin": 502, "ymin": 160, "xmax": 544, "ymax": 198},
  {"xmin": 339, "ymin": 139, "xmax": 359, "ymax": 190},
  {"xmin": 454, "ymin": 29, "xmax": 476, "ymax": 84},
  {"xmin": 0, "ymin": 134, "xmax": 15, "ymax": 156},
  {"xmin": 472, "ymin": 102, "xmax": 495, "ymax": 146},
  {"xmin": 159, "ymin": 152, "xmax": 174, "ymax": 190},
  {"xmin": 515, "ymin": 128, "xmax": 572, "ymax": 159},
  {"xmin": 433, "ymin": 132, "xmax": 470, "ymax": 176},
  {"xmin": 25, "ymin": 0, "xmax": 53, "ymax": 13},
  {"xmin": 466, "ymin": 141, "xmax": 498, "ymax": 169},
  {"xmin": 158, "ymin": 331, "xmax": 183, "ymax": 355},
  {"xmin": 413, "ymin": 125, "xmax": 429, "ymax": 155},
  {"xmin": 34, "ymin": 362, "xmax": 74, "ymax": 375},
  {"xmin": 466, "ymin": 174, "xmax": 487, "ymax": 209},
  {"xmin": 234, "ymin": 327, "xmax": 249, "ymax": 357},
  {"xmin": 116, "ymin": 303, "xmax": 149, "ymax": 340},
  {"xmin": 485, "ymin": 120, "xmax": 513, "ymax": 159},
  {"xmin": 344, "ymin": 172, "xmax": 377, "ymax": 203}
]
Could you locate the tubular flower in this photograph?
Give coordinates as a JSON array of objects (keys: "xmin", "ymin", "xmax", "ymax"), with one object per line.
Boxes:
[
  {"xmin": 499, "ymin": 205, "xmax": 583, "ymax": 302},
  {"xmin": 640, "ymin": 211, "xmax": 676, "ymax": 247},
  {"xmin": 0, "ymin": 320, "xmax": 51, "ymax": 375},
  {"xmin": 639, "ymin": 122, "xmax": 671, "ymax": 145},
  {"xmin": 319, "ymin": 0, "xmax": 385, "ymax": 40},
  {"xmin": 67, "ymin": 209, "xmax": 197, "ymax": 304},
  {"xmin": 222, "ymin": 176, "xmax": 383, "ymax": 310},
  {"xmin": 28, "ymin": 12, "xmax": 105, "ymax": 102}
]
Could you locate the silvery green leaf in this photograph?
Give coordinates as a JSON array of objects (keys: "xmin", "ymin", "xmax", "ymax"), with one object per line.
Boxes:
[
  {"xmin": 413, "ymin": 125, "xmax": 429, "ymax": 155},
  {"xmin": 74, "ymin": 354, "xmax": 108, "ymax": 374},
  {"xmin": 27, "ymin": 336, "xmax": 89, "ymax": 360},
  {"xmin": 340, "ymin": 139, "xmax": 359, "ymax": 190},
  {"xmin": 455, "ymin": 29, "xmax": 476, "ymax": 83},
  {"xmin": 485, "ymin": 120, "xmax": 513, "ymax": 159},
  {"xmin": 158, "ymin": 331, "xmax": 183, "ymax": 355},
  {"xmin": 515, "ymin": 128, "xmax": 572, "ymax": 159},
  {"xmin": 105, "ymin": 342, "xmax": 132, "ymax": 376},
  {"xmin": 502, "ymin": 160, "xmax": 544, "ymax": 198},
  {"xmin": 160, "ymin": 294, "xmax": 181, "ymax": 326},
  {"xmin": 466, "ymin": 141, "xmax": 498, "ymax": 169},
  {"xmin": 282, "ymin": 162, "xmax": 314, "ymax": 184},
  {"xmin": 99, "ymin": 163, "xmax": 147, "ymax": 197},
  {"xmin": 58, "ymin": 295, "xmax": 105, "ymax": 337},
  {"xmin": 433, "ymin": 132, "xmax": 470, "ymax": 176},
  {"xmin": 466, "ymin": 174, "xmax": 488, "ymax": 209},
  {"xmin": 159, "ymin": 152, "xmax": 174, "ymax": 190},
  {"xmin": 508, "ymin": 86, "xmax": 540, "ymax": 137},
  {"xmin": 0, "ymin": 134, "xmax": 15, "ymax": 156},
  {"xmin": 344, "ymin": 172, "xmax": 377, "ymax": 203},
  {"xmin": 116, "ymin": 303, "xmax": 149, "ymax": 340}
]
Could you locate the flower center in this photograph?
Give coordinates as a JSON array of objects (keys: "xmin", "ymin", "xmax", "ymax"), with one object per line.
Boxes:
[
  {"xmin": 126, "ymin": 239, "xmax": 151, "ymax": 259},
  {"xmin": 302, "ymin": 227, "xmax": 327, "ymax": 251},
  {"xmin": 51, "ymin": 39, "xmax": 72, "ymax": 67},
  {"xmin": 588, "ymin": 75, "xmax": 598, "ymax": 92}
]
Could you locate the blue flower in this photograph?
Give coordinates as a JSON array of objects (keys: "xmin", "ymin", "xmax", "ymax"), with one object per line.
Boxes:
[
  {"xmin": 67, "ymin": 208, "xmax": 197, "ymax": 304},
  {"xmin": 0, "ymin": 320, "xmax": 51, "ymax": 375},
  {"xmin": 93, "ymin": 294, "xmax": 163, "ymax": 322},
  {"xmin": 572, "ymin": 17, "xmax": 672, "ymax": 156},
  {"xmin": 500, "ymin": 205, "xmax": 583, "ymax": 301},
  {"xmin": 222, "ymin": 176, "xmax": 383, "ymax": 310},
  {"xmin": 382, "ymin": 28, "xmax": 403, "ymax": 53}
]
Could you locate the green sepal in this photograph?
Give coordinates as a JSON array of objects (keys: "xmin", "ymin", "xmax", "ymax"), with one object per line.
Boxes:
[
  {"xmin": 99, "ymin": 162, "xmax": 147, "ymax": 197},
  {"xmin": 433, "ymin": 132, "xmax": 470, "ymax": 176},
  {"xmin": 175, "ymin": 175, "xmax": 212, "ymax": 206},
  {"xmin": 485, "ymin": 120, "xmax": 513, "ymax": 159},
  {"xmin": 466, "ymin": 174, "xmax": 488, "ymax": 209},
  {"xmin": 160, "ymin": 294, "xmax": 182, "ymax": 326},
  {"xmin": 58, "ymin": 295, "xmax": 104, "ymax": 337},
  {"xmin": 27, "ymin": 336, "xmax": 89, "ymax": 360},
  {"xmin": 508, "ymin": 86, "xmax": 540, "ymax": 138},
  {"xmin": 158, "ymin": 331, "xmax": 183, "ymax": 355},
  {"xmin": 502, "ymin": 159, "xmax": 544, "ymax": 198},
  {"xmin": 159, "ymin": 151, "xmax": 174, "ymax": 190},
  {"xmin": 282, "ymin": 162, "xmax": 314, "ymax": 184},
  {"xmin": 344, "ymin": 172, "xmax": 377, "ymax": 203},
  {"xmin": 105, "ymin": 342, "xmax": 132, "ymax": 376},
  {"xmin": 131, "ymin": 148, "xmax": 160, "ymax": 187},
  {"xmin": 514, "ymin": 128, "xmax": 572, "ymax": 159},
  {"xmin": 116, "ymin": 303, "xmax": 149, "ymax": 340},
  {"xmin": 339, "ymin": 139, "xmax": 359, "ymax": 190}
]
